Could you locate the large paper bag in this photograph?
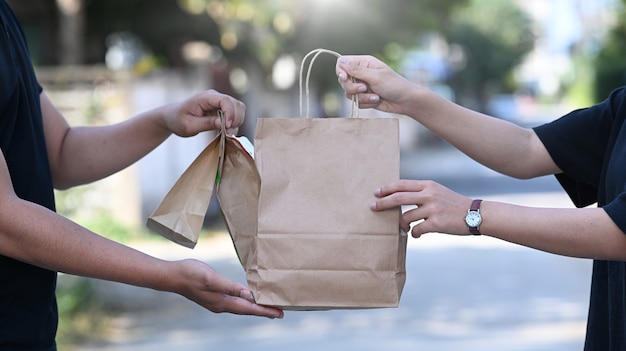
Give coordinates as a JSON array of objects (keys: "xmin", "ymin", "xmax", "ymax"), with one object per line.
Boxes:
[{"xmin": 248, "ymin": 49, "xmax": 407, "ymax": 309}]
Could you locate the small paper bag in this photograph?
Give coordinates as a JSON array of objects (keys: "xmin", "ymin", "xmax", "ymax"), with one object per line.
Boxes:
[
  {"xmin": 248, "ymin": 49, "xmax": 407, "ymax": 309},
  {"xmin": 146, "ymin": 133, "xmax": 221, "ymax": 248}
]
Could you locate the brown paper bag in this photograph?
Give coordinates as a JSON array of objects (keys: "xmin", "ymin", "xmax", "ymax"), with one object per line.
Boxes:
[
  {"xmin": 147, "ymin": 112, "xmax": 260, "ymax": 261},
  {"xmin": 146, "ymin": 133, "xmax": 221, "ymax": 248},
  {"xmin": 215, "ymin": 135, "xmax": 259, "ymax": 268},
  {"xmin": 248, "ymin": 49, "xmax": 407, "ymax": 309}
]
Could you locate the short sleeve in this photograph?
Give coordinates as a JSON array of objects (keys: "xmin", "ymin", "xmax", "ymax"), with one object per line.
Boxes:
[
  {"xmin": 604, "ymin": 193, "xmax": 626, "ymax": 235},
  {"xmin": 533, "ymin": 87, "xmax": 625, "ymax": 208}
]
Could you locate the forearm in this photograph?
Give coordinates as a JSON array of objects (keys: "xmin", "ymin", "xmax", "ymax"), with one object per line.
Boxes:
[
  {"xmin": 337, "ymin": 56, "xmax": 556, "ymax": 178},
  {"xmin": 481, "ymin": 200, "xmax": 626, "ymax": 260},
  {"xmin": 0, "ymin": 196, "xmax": 176, "ymax": 292},
  {"xmin": 52, "ymin": 106, "xmax": 173, "ymax": 189},
  {"xmin": 404, "ymin": 88, "xmax": 557, "ymax": 178}
]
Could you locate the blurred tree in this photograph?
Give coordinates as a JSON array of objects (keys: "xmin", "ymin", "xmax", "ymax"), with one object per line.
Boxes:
[
  {"xmin": 56, "ymin": 0, "xmax": 84, "ymax": 65},
  {"xmin": 7, "ymin": 0, "xmax": 84, "ymax": 65},
  {"xmin": 593, "ymin": 0, "xmax": 626, "ymax": 102},
  {"xmin": 87, "ymin": 0, "xmax": 468, "ymax": 85},
  {"xmin": 5, "ymin": 0, "xmax": 57, "ymax": 65},
  {"xmin": 84, "ymin": 0, "xmax": 221, "ymax": 67},
  {"xmin": 175, "ymin": 0, "xmax": 469, "ymax": 92},
  {"xmin": 444, "ymin": 0, "xmax": 535, "ymax": 112},
  {"xmin": 11, "ymin": 0, "xmax": 473, "ymax": 94}
]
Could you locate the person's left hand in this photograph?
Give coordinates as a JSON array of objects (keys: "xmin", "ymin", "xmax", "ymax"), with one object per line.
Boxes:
[
  {"xmin": 163, "ymin": 89, "xmax": 245, "ymax": 137},
  {"xmin": 371, "ymin": 179, "xmax": 473, "ymax": 238}
]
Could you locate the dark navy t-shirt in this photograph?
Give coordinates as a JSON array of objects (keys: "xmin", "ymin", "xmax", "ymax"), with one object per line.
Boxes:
[
  {"xmin": 0, "ymin": 1, "xmax": 58, "ymax": 350},
  {"xmin": 534, "ymin": 87, "xmax": 626, "ymax": 351}
]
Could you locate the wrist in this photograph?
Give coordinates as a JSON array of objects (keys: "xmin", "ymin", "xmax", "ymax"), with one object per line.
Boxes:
[
  {"xmin": 403, "ymin": 85, "xmax": 435, "ymax": 118},
  {"xmin": 155, "ymin": 103, "xmax": 177, "ymax": 136},
  {"xmin": 161, "ymin": 259, "xmax": 209, "ymax": 296},
  {"xmin": 144, "ymin": 259, "xmax": 182, "ymax": 293}
]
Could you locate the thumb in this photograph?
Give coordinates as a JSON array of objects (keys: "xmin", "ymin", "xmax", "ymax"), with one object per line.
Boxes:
[
  {"xmin": 197, "ymin": 263, "xmax": 251, "ymax": 299},
  {"xmin": 338, "ymin": 56, "xmax": 363, "ymax": 79},
  {"xmin": 339, "ymin": 55, "xmax": 381, "ymax": 79},
  {"xmin": 216, "ymin": 276, "xmax": 253, "ymax": 301},
  {"xmin": 238, "ymin": 288, "xmax": 256, "ymax": 302}
]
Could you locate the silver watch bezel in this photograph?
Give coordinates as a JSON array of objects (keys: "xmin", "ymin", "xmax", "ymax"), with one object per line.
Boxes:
[{"xmin": 465, "ymin": 209, "xmax": 482, "ymax": 228}]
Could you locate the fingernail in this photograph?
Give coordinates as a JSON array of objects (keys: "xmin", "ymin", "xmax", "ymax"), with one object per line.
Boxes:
[
  {"xmin": 370, "ymin": 202, "xmax": 377, "ymax": 210},
  {"xmin": 370, "ymin": 95, "xmax": 380, "ymax": 103},
  {"xmin": 374, "ymin": 188, "xmax": 381, "ymax": 196},
  {"xmin": 357, "ymin": 85, "xmax": 367, "ymax": 93},
  {"xmin": 338, "ymin": 56, "xmax": 349, "ymax": 64},
  {"xmin": 338, "ymin": 72, "xmax": 346, "ymax": 81}
]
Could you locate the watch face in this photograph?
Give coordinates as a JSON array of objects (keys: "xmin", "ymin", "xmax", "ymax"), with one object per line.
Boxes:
[{"xmin": 465, "ymin": 211, "xmax": 482, "ymax": 227}]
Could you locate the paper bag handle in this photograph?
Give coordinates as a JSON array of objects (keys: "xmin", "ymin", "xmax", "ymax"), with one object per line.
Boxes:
[
  {"xmin": 216, "ymin": 109, "xmax": 227, "ymax": 190},
  {"xmin": 299, "ymin": 48, "xmax": 359, "ymax": 119}
]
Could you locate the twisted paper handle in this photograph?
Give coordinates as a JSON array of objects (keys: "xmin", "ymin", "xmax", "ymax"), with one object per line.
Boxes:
[
  {"xmin": 298, "ymin": 48, "xmax": 359, "ymax": 119},
  {"xmin": 216, "ymin": 109, "xmax": 226, "ymax": 189}
]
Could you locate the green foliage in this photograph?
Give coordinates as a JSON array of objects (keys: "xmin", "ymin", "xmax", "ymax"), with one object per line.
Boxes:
[
  {"xmin": 56, "ymin": 277, "xmax": 112, "ymax": 349},
  {"xmin": 54, "ymin": 186, "xmax": 92, "ymax": 220},
  {"xmin": 593, "ymin": 0, "xmax": 626, "ymax": 102},
  {"xmin": 179, "ymin": 0, "xmax": 468, "ymax": 58},
  {"xmin": 77, "ymin": 214, "xmax": 140, "ymax": 243},
  {"xmin": 565, "ymin": 54, "xmax": 596, "ymax": 107},
  {"xmin": 85, "ymin": 0, "xmax": 468, "ymax": 92},
  {"xmin": 445, "ymin": 0, "xmax": 535, "ymax": 111},
  {"xmin": 55, "ymin": 187, "xmax": 145, "ymax": 243}
]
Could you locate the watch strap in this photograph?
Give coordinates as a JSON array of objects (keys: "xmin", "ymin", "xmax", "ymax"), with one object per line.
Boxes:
[{"xmin": 470, "ymin": 199, "xmax": 482, "ymax": 212}]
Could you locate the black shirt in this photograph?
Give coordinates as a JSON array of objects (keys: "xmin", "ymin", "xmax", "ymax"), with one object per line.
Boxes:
[
  {"xmin": 534, "ymin": 86, "xmax": 626, "ymax": 350},
  {"xmin": 0, "ymin": 1, "xmax": 58, "ymax": 350}
]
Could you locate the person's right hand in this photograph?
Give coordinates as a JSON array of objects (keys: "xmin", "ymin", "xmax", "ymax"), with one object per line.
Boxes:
[
  {"xmin": 171, "ymin": 259, "xmax": 284, "ymax": 319},
  {"xmin": 160, "ymin": 89, "xmax": 245, "ymax": 138},
  {"xmin": 335, "ymin": 55, "xmax": 417, "ymax": 116}
]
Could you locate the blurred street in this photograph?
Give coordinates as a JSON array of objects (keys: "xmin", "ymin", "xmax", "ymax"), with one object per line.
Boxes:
[{"xmin": 78, "ymin": 143, "xmax": 593, "ymax": 351}]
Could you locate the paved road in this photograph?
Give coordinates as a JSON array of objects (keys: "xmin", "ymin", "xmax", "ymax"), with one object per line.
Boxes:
[{"xmin": 78, "ymin": 147, "xmax": 593, "ymax": 351}]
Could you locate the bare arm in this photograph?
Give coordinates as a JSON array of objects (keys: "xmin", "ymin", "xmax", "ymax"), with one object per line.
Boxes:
[
  {"xmin": 3, "ymin": 90, "xmax": 283, "ymax": 318},
  {"xmin": 336, "ymin": 55, "xmax": 560, "ymax": 179},
  {"xmin": 0, "ymin": 152, "xmax": 282, "ymax": 318},
  {"xmin": 336, "ymin": 56, "xmax": 626, "ymax": 260},
  {"xmin": 373, "ymin": 180, "xmax": 626, "ymax": 261},
  {"xmin": 41, "ymin": 90, "xmax": 244, "ymax": 189},
  {"xmin": 481, "ymin": 200, "xmax": 626, "ymax": 260}
]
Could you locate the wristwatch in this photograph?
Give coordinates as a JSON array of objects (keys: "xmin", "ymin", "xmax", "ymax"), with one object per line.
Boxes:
[{"xmin": 465, "ymin": 199, "xmax": 483, "ymax": 235}]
